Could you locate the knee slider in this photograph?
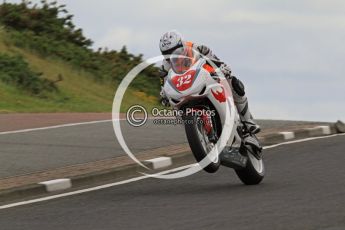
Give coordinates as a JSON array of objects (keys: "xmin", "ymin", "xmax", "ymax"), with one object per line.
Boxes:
[{"xmin": 231, "ymin": 77, "xmax": 245, "ymax": 96}]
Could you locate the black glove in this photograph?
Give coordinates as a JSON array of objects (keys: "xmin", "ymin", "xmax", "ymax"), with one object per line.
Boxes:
[
  {"xmin": 220, "ymin": 64, "xmax": 232, "ymax": 79},
  {"xmin": 160, "ymin": 97, "xmax": 170, "ymax": 107}
]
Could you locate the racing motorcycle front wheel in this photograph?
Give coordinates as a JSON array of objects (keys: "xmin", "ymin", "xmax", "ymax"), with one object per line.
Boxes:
[{"xmin": 183, "ymin": 108, "xmax": 221, "ymax": 173}]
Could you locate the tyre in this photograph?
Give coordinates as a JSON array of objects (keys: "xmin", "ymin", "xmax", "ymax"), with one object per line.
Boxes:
[
  {"xmin": 183, "ymin": 112, "xmax": 220, "ymax": 173},
  {"xmin": 235, "ymin": 145, "xmax": 265, "ymax": 185}
]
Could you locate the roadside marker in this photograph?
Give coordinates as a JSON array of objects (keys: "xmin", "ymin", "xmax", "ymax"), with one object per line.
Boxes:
[
  {"xmin": 145, "ymin": 157, "xmax": 172, "ymax": 169},
  {"xmin": 39, "ymin": 179, "xmax": 72, "ymax": 192},
  {"xmin": 317, "ymin": 126, "xmax": 332, "ymax": 135},
  {"xmin": 279, "ymin": 132, "xmax": 295, "ymax": 140}
]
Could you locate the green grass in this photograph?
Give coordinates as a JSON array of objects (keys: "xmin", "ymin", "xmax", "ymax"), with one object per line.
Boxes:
[{"xmin": 0, "ymin": 28, "xmax": 159, "ymax": 113}]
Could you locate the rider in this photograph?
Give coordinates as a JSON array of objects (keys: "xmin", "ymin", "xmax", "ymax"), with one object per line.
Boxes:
[{"xmin": 159, "ymin": 30, "xmax": 260, "ymax": 134}]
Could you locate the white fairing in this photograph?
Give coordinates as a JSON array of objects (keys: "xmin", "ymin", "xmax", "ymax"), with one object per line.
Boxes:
[
  {"xmin": 163, "ymin": 60, "xmax": 205, "ymax": 101},
  {"xmin": 163, "ymin": 59, "xmax": 239, "ymax": 149}
]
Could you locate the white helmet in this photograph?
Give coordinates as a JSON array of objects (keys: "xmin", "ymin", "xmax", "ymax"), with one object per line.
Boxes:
[{"xmin": 159, "ymin": 30, "xmax": 183, "ymax": 55}]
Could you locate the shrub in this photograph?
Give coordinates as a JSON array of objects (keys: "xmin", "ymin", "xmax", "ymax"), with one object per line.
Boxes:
[
  {"xmin": 0, "ymin": 0, "xmax": 92, "ymax": 48},
  {"xmin": 0, "ymin": 53, "xmax": 58, "ymax": 96}
]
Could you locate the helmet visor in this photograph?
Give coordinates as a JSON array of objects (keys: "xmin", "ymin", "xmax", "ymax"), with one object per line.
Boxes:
[{"xmin": 170, "ymin": 47, "xmax": 199, "ymax": 74}]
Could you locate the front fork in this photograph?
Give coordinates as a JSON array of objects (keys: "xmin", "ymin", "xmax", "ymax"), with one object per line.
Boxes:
[
  {"xmin": 191, "ymin": 108, "xmax": 218, "ymax": 144},
  {"xmin": 201, "ymin": 113, "xmax": 219, "ymax": 144}
]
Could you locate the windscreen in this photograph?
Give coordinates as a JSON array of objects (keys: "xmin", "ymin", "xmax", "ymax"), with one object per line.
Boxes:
[{"xmin": 170, "ymin": 46, "xmax": 199, "ymax": 74}]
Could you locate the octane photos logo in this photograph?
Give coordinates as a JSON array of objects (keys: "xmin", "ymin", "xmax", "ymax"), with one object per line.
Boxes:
[
  {"xmin": 126, "ymin": 105, "xmax": 148, "ymax": 127},
  {"xmin": 112, "ymin": 52, "xmax": 232, "ymax": 179},
  {"xmin": 126, "ymin": 105, "xmax": 216, "ymax": 127}
]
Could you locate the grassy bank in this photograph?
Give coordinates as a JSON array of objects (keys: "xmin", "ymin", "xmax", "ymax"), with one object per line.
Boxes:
[
  {"xmin": 0, "ymin": 33, "xmax": 157, "ymax": 113},
  {"xmin": 0, "ymin": 2, "xmax": 159, "ymax": 113}
]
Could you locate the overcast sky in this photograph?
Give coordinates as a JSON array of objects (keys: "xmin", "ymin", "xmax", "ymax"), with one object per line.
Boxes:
[{"xmin": 9, "ymin": 0, "xmax": 345, "ymax": 121}]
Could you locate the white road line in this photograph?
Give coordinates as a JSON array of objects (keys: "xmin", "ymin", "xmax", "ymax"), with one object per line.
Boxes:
[
  {"xmin": 0, "ymin": 133, "xmax": 344, "ymax": 210},
  {"xmin": 263, "ymin": 133, "xmax": 345, "ymax": 149},
  {"xmin": 0, "ymin": 164, "xmax": 196, "ymax": 210},
  {"xmin": 0, "ymin": 116, "xmax": 173, "ymax": 135},
  {"xmin": 0, "ymin": 119, "xmax": 113, "ymax": 135}
]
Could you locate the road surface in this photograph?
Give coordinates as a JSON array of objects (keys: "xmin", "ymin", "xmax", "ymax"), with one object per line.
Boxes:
[
  {"xmin": 0, "ymin": 134, "xmax": 344, "ymax": 230},
  {"xmin": 0, "ymin": 119, "xmax": 327, "ymax": 178}
]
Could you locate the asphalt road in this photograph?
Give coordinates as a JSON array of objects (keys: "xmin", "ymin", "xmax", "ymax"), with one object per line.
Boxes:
[
  {"xmin": 0, "ymin": 119, "xmax": 327, "ymax": 178},
  {"xmin": 0, "ymin": 135, "xmax": 344, "ymax": 230}
]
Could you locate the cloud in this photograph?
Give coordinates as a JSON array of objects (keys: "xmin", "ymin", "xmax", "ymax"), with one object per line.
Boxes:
[
  {"xmin": 96, "ymin": 27, "xmax": 151, "ymax": 52},
  {"xmin": 221, "ymin": 10, "xmax": 345, "ymax": 29},
  {"xmin": 252, "ymin": 101, "xmax": 345, "ymax": 122}
]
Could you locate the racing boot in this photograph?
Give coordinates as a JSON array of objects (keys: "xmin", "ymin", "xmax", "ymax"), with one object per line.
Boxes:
[
  {"xmin": 233, "ymin": 94, "xmax": 261, "ymax": 134},
  {"xmin": 233, "ymin": 94, "xmax": 263, "ymax": 152}
]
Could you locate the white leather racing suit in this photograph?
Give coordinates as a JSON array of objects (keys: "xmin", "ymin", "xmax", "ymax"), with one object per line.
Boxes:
[{"xmin": 159, "ymin": 41, "xmax": 260, "ymax": 134}]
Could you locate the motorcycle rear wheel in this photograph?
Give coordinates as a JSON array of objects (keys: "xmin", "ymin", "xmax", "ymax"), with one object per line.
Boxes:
[{"xmin": 235, "ymin": 145, "xmax": 265, "ymax": 185}]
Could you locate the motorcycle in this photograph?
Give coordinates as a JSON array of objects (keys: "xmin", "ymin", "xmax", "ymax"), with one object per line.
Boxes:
[{"xmin": 162, "ymin": 47, "xmax": 265, "ymax": 185}]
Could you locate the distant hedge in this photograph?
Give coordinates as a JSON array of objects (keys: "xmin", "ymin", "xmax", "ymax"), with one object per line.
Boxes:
[{"xmin": 0, "ymin": 53, "xmax": 57, "ymax": 96}]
